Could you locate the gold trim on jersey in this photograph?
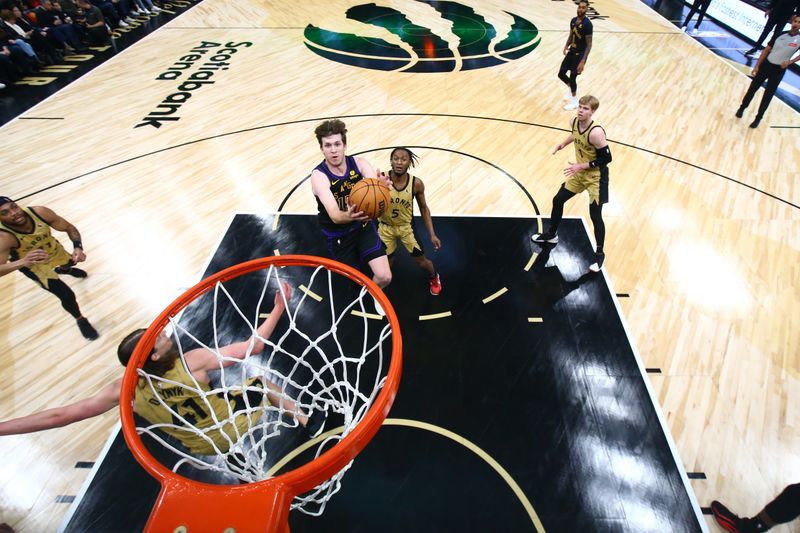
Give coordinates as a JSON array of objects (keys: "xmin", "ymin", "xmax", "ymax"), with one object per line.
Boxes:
[
  {"xmin": 378, "ymin": 175, "xmax": 423, "ymax": 254},
  {"xmin": 379, "ymin": 175, "xmax": 415, "ymax": 227},
  {"xmin": 0, "ymin": 207, "xmax": 71, "ymax": 286},
  {"xmin": 134, "ymin": 362, "xmax": 264, "ymax": 455}
]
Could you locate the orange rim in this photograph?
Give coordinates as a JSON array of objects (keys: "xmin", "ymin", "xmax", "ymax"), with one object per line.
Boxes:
[{"xmin": 119, "ymin": 255, "xmax": 402, "ymax": 533}]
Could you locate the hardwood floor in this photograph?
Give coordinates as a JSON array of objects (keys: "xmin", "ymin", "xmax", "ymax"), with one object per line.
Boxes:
[{"xmin": 0, "ymin": 0, "xmax": 798, "ymax": 531}]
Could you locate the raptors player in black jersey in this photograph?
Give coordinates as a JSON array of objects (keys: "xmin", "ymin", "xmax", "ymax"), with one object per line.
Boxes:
[{"xmin": 310, "ymin": 119, "xmax": 392, "ymax": 300}]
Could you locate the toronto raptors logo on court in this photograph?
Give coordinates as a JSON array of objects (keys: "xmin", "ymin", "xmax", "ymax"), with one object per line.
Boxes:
[{"xmin": 304, "ymin": 1, "xmax": 541, "ymax": 73}]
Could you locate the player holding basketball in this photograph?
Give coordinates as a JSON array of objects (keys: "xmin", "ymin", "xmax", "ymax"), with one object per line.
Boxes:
[
  {"xmin": 0, "ymin": 196, "xmax": 98, "ymax": 340},
  {"xmin": 559, "ymin": 0, "xmax": 593, "ymax": 111},
  {"xmin": 310, "ymin": 119, "xmax": 392, "ymax": 290},
  {"xmin": 532, "ymin": 95, "xmax": 612, "ymax": 273},
  {"xmin": 378, "ymin": 148, "xmax": 442, "ymax": 295},
  {"xmin": 0, "ymin": 283, "xmax": 310, "ymax": 455}
]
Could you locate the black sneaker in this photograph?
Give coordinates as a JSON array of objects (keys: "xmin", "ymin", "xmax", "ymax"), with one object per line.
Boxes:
[
  {"xmin": 589, "ymin": 251, "xmax": 605, "ymax": 273},
  {"xmin": 744, "ymin": 47, "xmax": 758, "ymax": 57},
  {"xmin": 735, "ymin": 107, "xmax": 744, "ymax": 119},
  {"xmin": 710, "ymin": 501, "xmax": 755, "ymax": 533},
  {"xmin": 749, "ymin": 117, "xmax": 761, "ymax": 129},
  {"xmin": 57, "ymin": 266, "xmax": 88, "ymax": 278},
  {"xmin": 77, "ymin": 317, "xmax": 99, "ymax": 340},
  {"xmin": 531, "ymin": 232, "xmax": 558, "ymax": 244}
]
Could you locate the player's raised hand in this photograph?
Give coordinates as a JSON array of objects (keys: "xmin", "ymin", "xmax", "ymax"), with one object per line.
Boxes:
[
  {"xmin": 274, "ymin": 280, "xmax": 292, "ymax": 310},
  {"xmin": 376, "ymin": 169, "xmax": 392, "ymax": 189}
]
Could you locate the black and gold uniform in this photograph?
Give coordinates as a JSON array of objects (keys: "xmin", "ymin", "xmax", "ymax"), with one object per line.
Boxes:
[
  {"xmin": 135, "ymin": 362, "xmax": 264, "ymax": 455},
  {"xmin": 0, "ymin": 206, "xmax": 72, "ymax": 287},
  {"xmin": 564, "ymin": 117, "xmax": 609, "ymax": 205},
  {"xmin": 314, "ymin": 155, "xmax": 386, "ymax": 266},
  {"xmin": 378, "ymin": 175, "xmax": 424, "ymax": 256}
]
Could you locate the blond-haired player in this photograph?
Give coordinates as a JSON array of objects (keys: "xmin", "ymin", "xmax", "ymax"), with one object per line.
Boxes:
[{"xmin": 532, "ymin": 95, "xmax": 612, "ymax": 272}]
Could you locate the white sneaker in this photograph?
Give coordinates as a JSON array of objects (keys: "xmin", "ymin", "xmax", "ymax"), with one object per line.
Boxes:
[
  {"xmin": 563, "ymin": 97, "xmax": 578, "ymax": 110},
  {"xmin": 690, "ymin": 28, "xmax": 699, "ymax": 35},
  {"xmin": 125, "ymin": 16, "xmax": 136, "ymax": 23},
  {"xmin": 130, "ymin": 9, "xmax": 141, "ymax": 15},
  {"xmin": 151, "ymin": 5, "xmax": 161, "ymax": 11},
  {"xmin": 563, "ymin": 91, "xmax": 573, "ymax": 100},
  {"xmin": 0, "ymin": 83, "xmax": 6, "ymax": 90},
  {"xmin": 140, "ymin": 8, "xmax": 151, "ymax": 14},
  {"xmin": 118, "ymin": 20, "xmax": 129, "ymax": 27},
  {"xmin": 680, "ymin": 25, "xmax": 687, "ymax": 32}
]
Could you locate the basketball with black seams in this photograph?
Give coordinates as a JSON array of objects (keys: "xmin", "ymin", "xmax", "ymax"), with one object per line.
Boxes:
[{"xmin": 348, "ymin": 178, "xmax": 391, "ymax": 219}]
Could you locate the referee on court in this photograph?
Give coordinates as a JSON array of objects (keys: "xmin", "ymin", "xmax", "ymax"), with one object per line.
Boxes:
[{"xmin": 736, "ymin": 14, "xmax": 800, "ymax": 128}]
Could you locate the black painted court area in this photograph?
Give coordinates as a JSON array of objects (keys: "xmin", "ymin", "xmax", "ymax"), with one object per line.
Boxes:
[{"xmin": 63, "ymin": 214, "xmax": 702, "ymax": 532}]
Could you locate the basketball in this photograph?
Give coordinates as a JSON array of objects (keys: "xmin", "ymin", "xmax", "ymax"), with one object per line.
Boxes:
[{"xmin": 348, "ymin": 178, "xmax": 391, "ymax": 219}]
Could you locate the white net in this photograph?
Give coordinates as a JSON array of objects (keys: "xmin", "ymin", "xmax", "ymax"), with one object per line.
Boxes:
[{"xmin": 133, "ymin": 261, "xmax": 394, "ymax": 516}]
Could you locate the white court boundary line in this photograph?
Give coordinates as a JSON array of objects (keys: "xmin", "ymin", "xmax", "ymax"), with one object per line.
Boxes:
[
  {"xmin": 578, "ymin": 217, "xmax": 708, "ymax": 532},
  {"xmin": 60, "ymin": 212, "xmax": 706, "ymax": 532}
]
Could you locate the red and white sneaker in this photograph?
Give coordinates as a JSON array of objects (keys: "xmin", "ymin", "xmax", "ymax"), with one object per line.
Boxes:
[{"xmin": 429, "ymin": 273, "xmax": 442, "ymax": 295}]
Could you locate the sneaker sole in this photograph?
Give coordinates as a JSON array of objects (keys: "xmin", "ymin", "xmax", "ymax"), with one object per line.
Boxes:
[{"xmin": 710, "ymin": 502, "xmax": 743, "ymax": 533}]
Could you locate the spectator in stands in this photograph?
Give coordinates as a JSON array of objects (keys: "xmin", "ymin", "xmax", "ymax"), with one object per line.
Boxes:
[
  {"xmin": 74, "ymin": 0, "xmax": 109, "ymax": 45},
  {"xmin": 58, "ymin": 0, "xmax": 80, "ymax": 18},
  {"xmin": 0, "ymin": 11, "xmax": 43, "ymax": 69},
  {"xmin": 0, "ymin": 46, "xmax": 18, "ymax": 90},
  {"xmin": 89, "ymin": 0, "xmax": 125, "ymax": 28},
  {"xmin": 134, "ymin": 0, "xmax": 161, "ymax": 14},
  {"xmin": 4, "ymin": 6, "xmax": 62, "ymax": 64},
  {"xmin": 0, "ymin": 24, "xmax": 36, "ymax": 75},
  {"xmin": 34, "ymin": 0, "xmax": 86, "ymax": 52}
]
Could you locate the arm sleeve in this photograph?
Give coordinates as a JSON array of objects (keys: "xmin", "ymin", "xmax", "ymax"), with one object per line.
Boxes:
[{"xmin": 589, "ymin": 146, "xmax": 612, "ymax": 168}]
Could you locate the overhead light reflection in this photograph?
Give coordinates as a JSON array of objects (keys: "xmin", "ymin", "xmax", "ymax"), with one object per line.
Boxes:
[
  {"xmin": 651, "ymin": 205, "xmax": 684, "ymax": 230},
  {"xmin": 669, "ymin": 243, "xmax": 753, "ymax": 311}
]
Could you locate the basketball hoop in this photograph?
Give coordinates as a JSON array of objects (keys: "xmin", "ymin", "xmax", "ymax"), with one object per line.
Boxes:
[{"xmin": 120, "ymin": 255, "xmax": 402, "ymax": 532}]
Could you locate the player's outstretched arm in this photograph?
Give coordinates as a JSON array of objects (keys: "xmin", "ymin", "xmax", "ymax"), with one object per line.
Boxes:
[
  {"xmin": 553, "ymin": 133, "xmax": 575, "ymax": 154},
  {"xmin": 355, "ymin": 157, "xmax": 394, "ymax": 189},
  {"xmin": 353, "ymin": 157, "xmax": 376, "ymax": 179},
  {"xmin": 414, "ymin": 178, "xmax": 441, "ymax": 250},
  {"xmin": 31, "ymin": 205, "xmax": 86, "ymax": 263},
  {"xmin": 311, "ymin": 170, "xmax": 367, "ymax": 223},
  {"xmin": 0, "ymin": 379, "xmax": 121, "ymax": 436},
  {"xmin": 263, "ymin": 379, "xmax": 309, "ymax": 427},
  {"xmin": 251, "ymin": 281, "xmax": 291, "ymax": 352},
  {"xmin": 187, "ymin": 282, "xmax": 293, "ymax": 372}
]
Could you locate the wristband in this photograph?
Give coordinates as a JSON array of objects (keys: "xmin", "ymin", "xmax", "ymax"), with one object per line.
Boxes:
[{"xmin": 72, "ymin": 240, "xmax": 83, "ymax": 250}]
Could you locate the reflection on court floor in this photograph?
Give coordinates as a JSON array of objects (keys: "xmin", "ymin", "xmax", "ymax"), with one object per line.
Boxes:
[{"xmin": 62, "ymin": 214, "xmax": 703, "ymax": 532}]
